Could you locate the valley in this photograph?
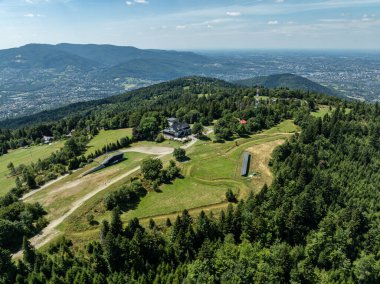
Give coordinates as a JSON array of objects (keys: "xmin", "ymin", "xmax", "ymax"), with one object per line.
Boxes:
[{"xmin": 0, "ymin": 44, "xmax": 379, "ymax": 120}]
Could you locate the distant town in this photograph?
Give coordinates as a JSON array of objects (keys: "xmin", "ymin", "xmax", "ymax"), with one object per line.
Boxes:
[{"xmin": 0, "ymin": 48, "xmax": 379, "ymax": 120}]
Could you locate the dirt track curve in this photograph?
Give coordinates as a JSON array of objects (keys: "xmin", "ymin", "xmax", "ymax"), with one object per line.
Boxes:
[{"xmin": 13, "ymin": 138, "xmax": 197, "ymax": 258}]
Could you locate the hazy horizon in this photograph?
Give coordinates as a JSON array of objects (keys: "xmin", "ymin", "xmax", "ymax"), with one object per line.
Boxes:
[
  {"xmin": 0, "ymin": 0, "xmax": 379, "ymax": 50},
  {"xmin": 3, "ymin": 42, "xmax": 380, "ymax": 53}
]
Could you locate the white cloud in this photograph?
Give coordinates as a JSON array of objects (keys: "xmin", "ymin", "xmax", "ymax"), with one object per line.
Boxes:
[
  {"xmin": 268, "ymin": 20, "xmax": 279, "ymax": 25},
  {"xmin": 275, "ymin": 0, "xmax": 284, "ymax": 3},
  {"xmin": 319, "ymin": 19, "xmax": 347, "ymax": 23},
  {"xmin": 24, "ymin": 13, "xmax": 43, "ymax": 17},
  {"xmin": 176, "ymin": 25, "xmax": 187, "ymax": 30},
  {"xmin": 24, "ymin": 0, "xmax": 50, "ymax": 3},
  {"xmin": 226, "ymin": 11, "xmax": 241, "ymax": 17},
  {"xmin": 126, "ymin": 0, "xmax": 148, "ymax": 6}
]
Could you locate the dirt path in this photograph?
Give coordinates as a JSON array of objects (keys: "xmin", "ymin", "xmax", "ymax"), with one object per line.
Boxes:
[
  {"xmin": 121, "ymin": 146, "xmax": 173, "ymax": 155},
  {"xmin": 13, "ymin": 165, "xmax": 142, "ymax": 259},
  {"xmin": 246, "ymin": 139, "xmax": 286, "ymax": 190},
  {"xmin": 139, "ymin": 201, "xmax": 229, "ymax": 223},
  {"xmin": 14, "ymin": 140, "xmax": 198, "ymax": 258},
  {"xmin": 21, "ymin": 174, "xmax": 69, "ymax": 200},
  {"xmin": 21, "ymin": 143, "xmax": 190, "ymax": 201}
]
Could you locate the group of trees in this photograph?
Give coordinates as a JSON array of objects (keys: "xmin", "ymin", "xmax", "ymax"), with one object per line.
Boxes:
[
  {"xmin": 0, "ymin": 199, "xmax": 47, "ymax": 252},
  {"xmin": 1, "ymin": 101, "xmax": 379, "ymax": 283},
  {"xmin": 86, "ymin": 136, "xmax": 132, "ymax": 161},
  {"xmin": 1, "ymin": 76, "xmax": 378, "ymax": 282},
  {"xmin": 141, "ymin": 158, "xmax": 181, "ymax": 191},
  {"xmin": 173, "ymin": 148, "xmax": 187, "ymax": 162},
  {"xmin": 6, "ymin": 136, "xmax": 88, "ymax": 197},
  {"xmin": 103, "ymin": 182, "xmax": 146, "ymax": 211}
]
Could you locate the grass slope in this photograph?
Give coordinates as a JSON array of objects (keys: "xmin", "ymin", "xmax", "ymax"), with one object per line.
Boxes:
[
  {"xmin": 0, "ymin": 142, "xmax": 64, "ymax": 196},
  {"xmin": 25, "ymin": 152, "xmax": 149, "ymax": 223},
  {"xmin": 311, "ymin": 105, "xmax": 334, "ymax": 118},
  {"xmin": 51, "ymin": 120, "xmax": 299, "ymax": 248},
  {"xmin": 85, "ymin": 128, "xmax": 132, "ymax": 156}
]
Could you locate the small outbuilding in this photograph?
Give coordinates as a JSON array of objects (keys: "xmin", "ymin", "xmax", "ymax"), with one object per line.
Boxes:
[
  {"xmin": 42, "ymin": 136, "xmax": 54, "ymax": 144},
  {"xmin": 167, "ymin": 117, "xmax": 178, "ymax": 127},
  {"xmin": 101, "ymin": 152, "xmax": 124, "ymax": 167},
  {"xmin": 83, "ymin": 152, "xmax": 124, "ymax": 176},
  {"xmin": 241, "ymin": 152, "xmax": 251, "ymax": 176}
]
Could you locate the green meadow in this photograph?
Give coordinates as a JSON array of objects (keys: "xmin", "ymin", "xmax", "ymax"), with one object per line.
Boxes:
[
  {"xmin": 85, "ymin": 128, "xmax": 133, "ymax": 156},
  {"xmin": 0, "ymin": 141, "xmax": 64, "ymax": 196}
]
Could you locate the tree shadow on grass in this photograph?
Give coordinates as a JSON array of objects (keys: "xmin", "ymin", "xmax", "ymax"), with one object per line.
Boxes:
[
  {"xmin": 117, "ymin": 191, "xmax": 148, "ymax": 212},
  {"xmin": 199, "ymin": 135, "xmax": 211, "ymax": 141},
  {"xmin": 89, "ymin": 220, "xmax": 99, "ymax": 226}
]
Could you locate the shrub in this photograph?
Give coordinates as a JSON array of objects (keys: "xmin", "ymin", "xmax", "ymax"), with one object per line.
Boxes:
[{"xmin": 226, "ymin": 188, "xmax": 237, "ymax": 203}]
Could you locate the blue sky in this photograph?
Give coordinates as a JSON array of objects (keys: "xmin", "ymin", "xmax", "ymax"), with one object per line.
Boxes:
[{"xmin": 0, "ymin": 0, "xmax": 379, "ymax": 50}]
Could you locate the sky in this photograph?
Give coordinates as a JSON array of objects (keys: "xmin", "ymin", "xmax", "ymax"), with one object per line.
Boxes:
[{"xmin": 0, "ymin": 0, "xmax": 379, "ymax": 50}]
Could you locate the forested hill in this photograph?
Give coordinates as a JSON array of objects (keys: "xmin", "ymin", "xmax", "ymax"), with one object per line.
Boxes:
[
  {"xmin": 0, "ymin": 75, "xmax": 380, "ymax": 283},
  {"xmin": 0, "ymin": 77, "xmax": 234, "ymax": 129},
  {"xmin": 235, "ymin": 73, "xmax": 340, "ymax": 97},
  {"xmin": 0, "ymin": 43, "xmax": 210, "ymax": 76}
]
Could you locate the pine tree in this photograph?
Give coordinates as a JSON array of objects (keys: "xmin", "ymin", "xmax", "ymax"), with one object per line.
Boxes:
[
  {"xmin": 149, "ymin": 218, "xmax": 156, "ymax": 230},
  {"xmin": 110, "ymin": 207, "xmax": 123, "ymax": 236},
  {"xmin": 22, "ymin": 237, "xmax": 36, "ymax": 269},
  {"xmin": 100, "ymin": 220, "xmax": 110, "ymax": 243}
]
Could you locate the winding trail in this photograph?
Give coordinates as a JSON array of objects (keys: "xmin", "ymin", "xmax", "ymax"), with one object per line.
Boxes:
[{"xmin": 13, "ymin": 138, "xmax": 197, "ymax": 258}]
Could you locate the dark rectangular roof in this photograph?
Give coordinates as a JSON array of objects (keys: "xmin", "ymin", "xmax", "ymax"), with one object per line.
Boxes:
[
  {"xmin": 172, "ymin": 122, "xmax": 190, "ymax": 131},
  {"xmin": 241, "ymin": 152, "xmax": 251, "ymax": 176},
  {"xmin": 101, "ymin": 152, "xmax": 124, "ymax": 166}
]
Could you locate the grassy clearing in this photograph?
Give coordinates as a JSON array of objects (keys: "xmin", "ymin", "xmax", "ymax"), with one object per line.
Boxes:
[
  {"xmin": 85, "ymin": 128, "xmax": 132, "ymax": 156},
  {"xmin": 0, "ymin": 141, "xmax": 65, "ymax": 196},
  {"xmin": 40, "ymin": 120, "xmax": 298, "ymax": 248},
  {"xmin": 262, "ymin": 120, "xmax": 300, "ymax": 134},
  {"xmin": 25, "ymin": 152, "xmax": 149, "ymax": 222},
  {"xmin": 197, "ymin": 93, "xmax": 212, "ymax": 98},
  {"xmin": 246, "ymin": 140, "xmax": 285, "ymax": 190},
  {"xmin": 123, "ymin": 120, "xmax": 298, "ymax": 222},
  {"xmin": 311, "ymin": 105, "xmax": 334, "ymax": 118},
  {"xmin": 125, "ymin": 177, "xmax": 239, "ymax": 221},
  {"xmin": 131, "ymin": 139, "xmax": 184, "ymax": 148}
]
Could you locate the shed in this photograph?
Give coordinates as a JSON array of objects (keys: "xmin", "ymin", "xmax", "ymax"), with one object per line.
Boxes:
[
  {"xmin": 83, "ymin": 152, "xmax": 124, "ymax": 176},
  {"xmin": 241, "ymin": 152, "xmax": 251, "ymax": 176},
  {"xmin": 101, "ymin": 153, "xmax": 124, "ymax": 166}
]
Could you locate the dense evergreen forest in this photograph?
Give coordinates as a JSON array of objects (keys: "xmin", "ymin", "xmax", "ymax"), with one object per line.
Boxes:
[{"xmin": 0, "ymin": 77, "xmax": 379, "ymax": 283}]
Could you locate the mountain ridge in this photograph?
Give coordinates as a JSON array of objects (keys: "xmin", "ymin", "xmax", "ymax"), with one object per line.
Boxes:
[{"xmin": 235, "ymin": 73, "xmax": 340, "ymax": 97}]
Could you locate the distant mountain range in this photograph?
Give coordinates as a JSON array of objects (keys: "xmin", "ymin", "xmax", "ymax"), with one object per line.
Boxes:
[
  {"xmin": 0, "ymin": 43, "xmax": 223, "ymax": 119},
  {"xmin": 235, "ymin": 73, "xmax": 340, "ymax": 97},
  {"xmin": 0, "ymin": 44, "xmax": 373, "ymax": 120},
  {"xmin": 0, "ymin": 43, "xmax": 212, "ymax": 79}
]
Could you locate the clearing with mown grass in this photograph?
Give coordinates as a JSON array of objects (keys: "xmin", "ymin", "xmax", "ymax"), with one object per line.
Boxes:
[
  {"xmin": 25, "ymin": 152, "xmax": 149, "ymax": 222},
  {"xmin": 311, "ymin": 105, "xmax": 334, "ymax": 118},
  {"xmin": 0, "ymin": 141, "xmax": 65, "ymax": 196},
  {"xmin": 21, "ymin": 120, "xmax": 297, "ymax": 251},
  {"xmin": 48, "ymin": 120, "xmax": 299, "ymax": 248},
  {"xmin": 85, "ymin": 128, "xmax": 133, "ymax": 156}
]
